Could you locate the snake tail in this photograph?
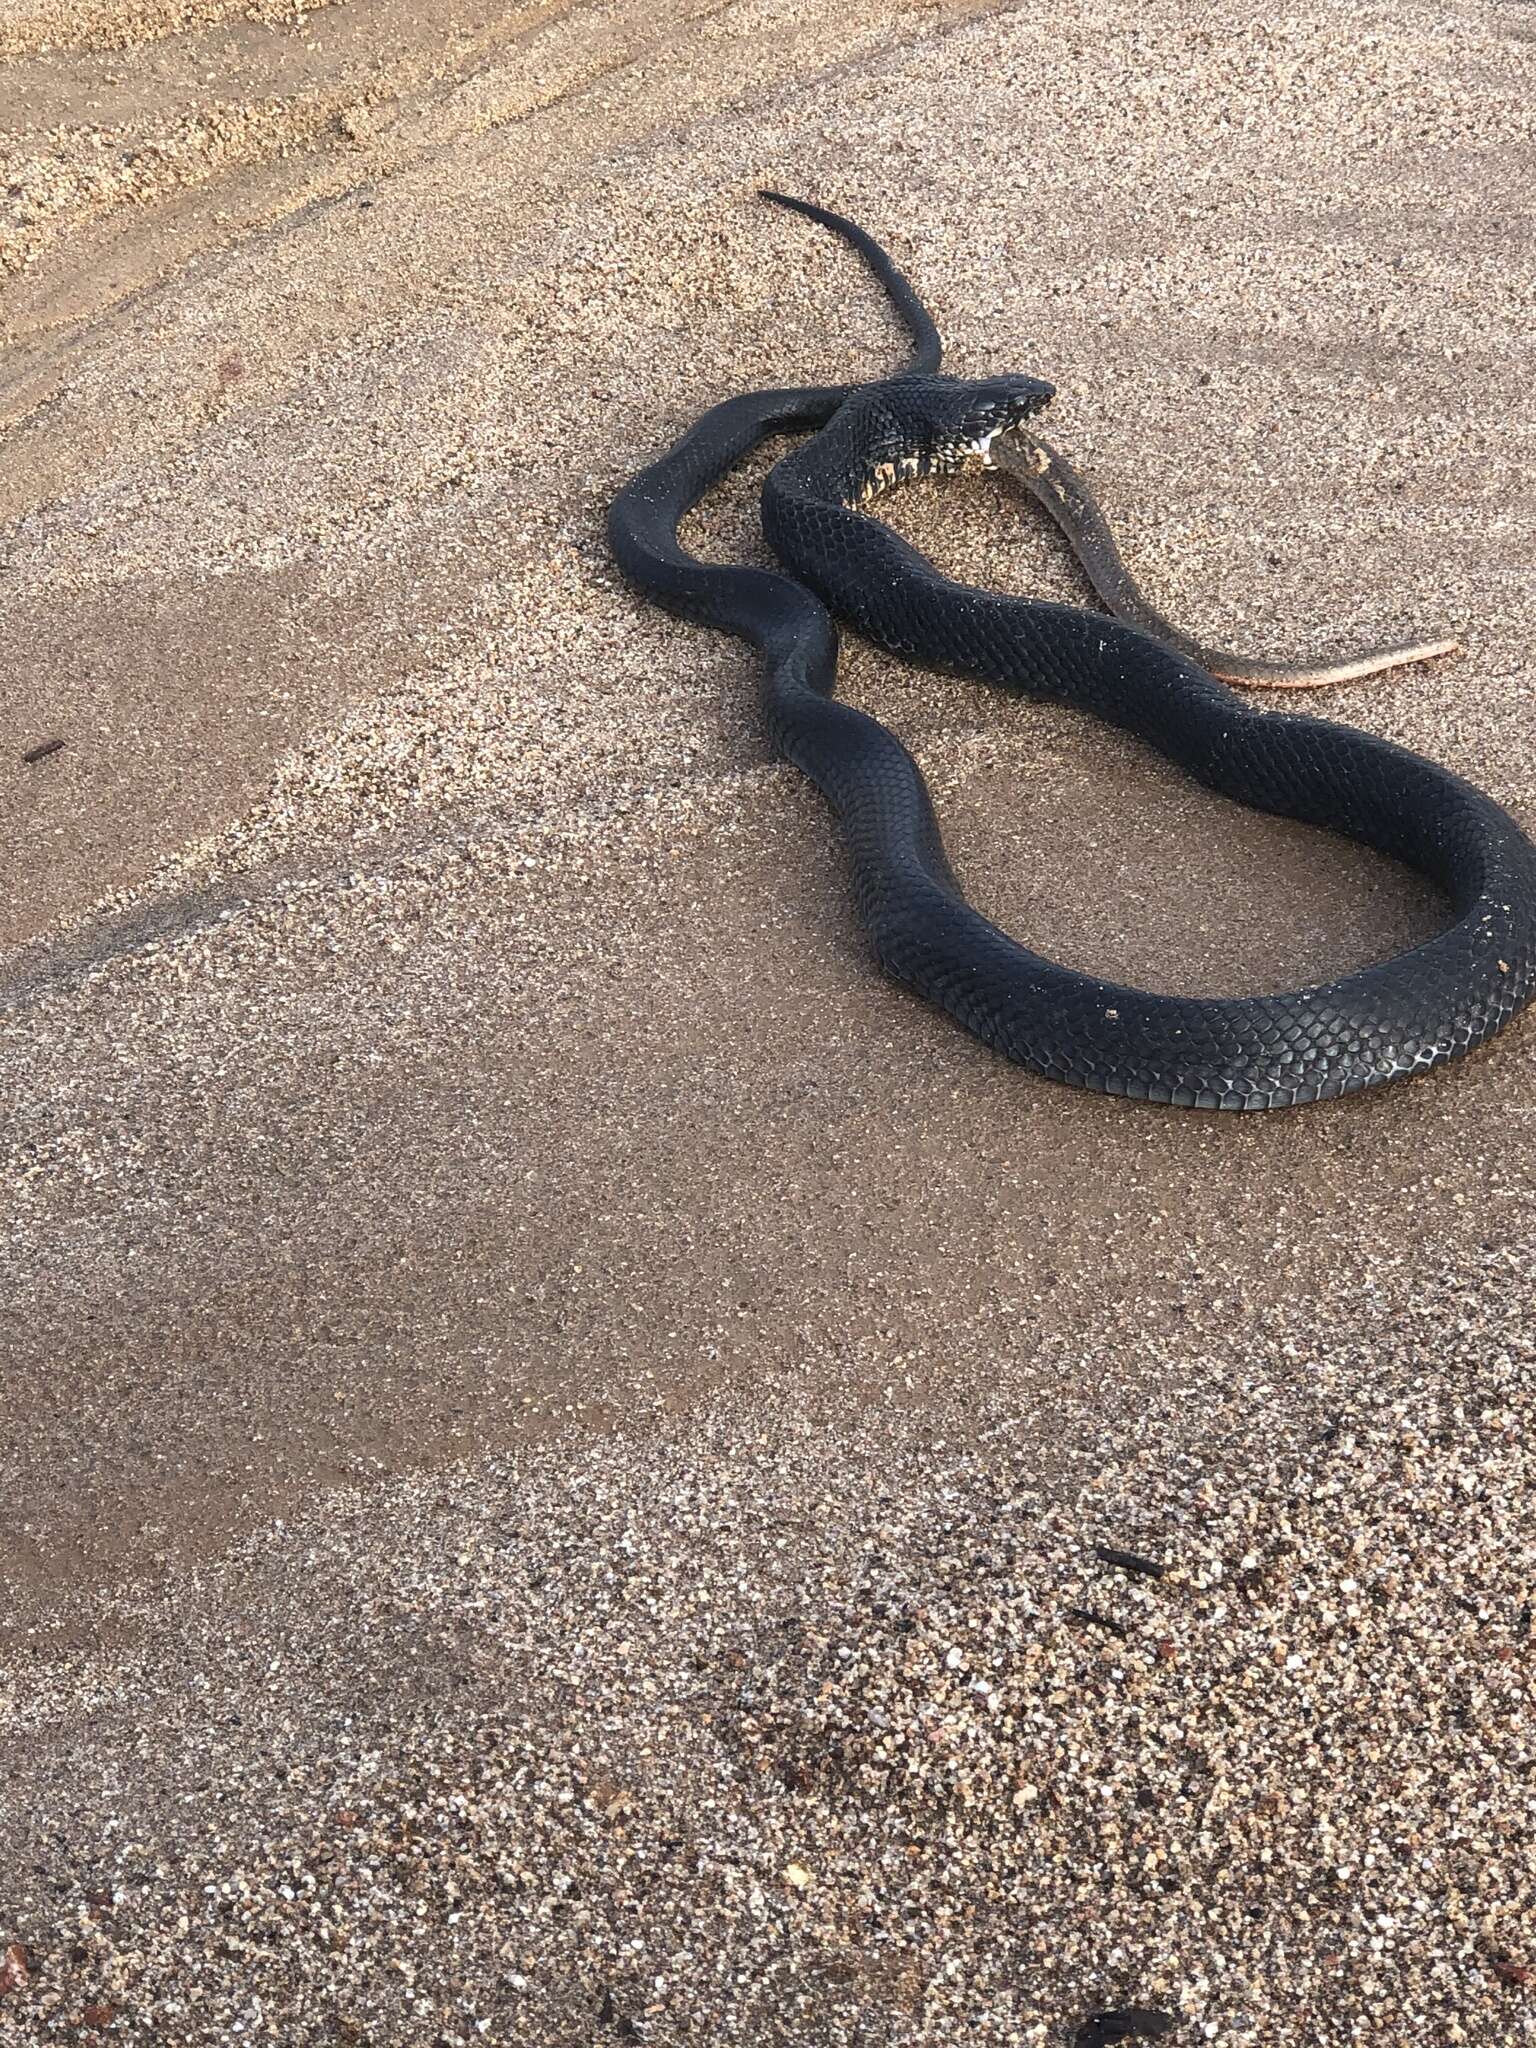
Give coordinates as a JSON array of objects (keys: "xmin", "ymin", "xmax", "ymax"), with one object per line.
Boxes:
[{"xmin": 993, "ymin": 429, "xmax": 1461, "ymax": 690}]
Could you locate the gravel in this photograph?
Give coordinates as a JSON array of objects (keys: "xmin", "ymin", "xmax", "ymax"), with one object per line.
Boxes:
[{"xmin": 3, "ymin": 1247, "xmax": 1535, "ymax": 2043}]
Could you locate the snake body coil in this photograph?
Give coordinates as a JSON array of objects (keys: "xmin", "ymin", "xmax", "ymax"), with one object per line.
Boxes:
[{"xmin": 608, "ymin": 194, "xmax": 1536, "ymax": 1109}]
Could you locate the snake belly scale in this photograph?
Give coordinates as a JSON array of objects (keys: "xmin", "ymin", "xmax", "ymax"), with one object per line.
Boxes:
[{"xmin": 607, "ymin": 192, "xmax": 1536, "ymax": 1110}]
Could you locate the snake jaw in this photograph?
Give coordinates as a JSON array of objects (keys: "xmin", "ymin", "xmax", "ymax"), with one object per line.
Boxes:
[
  {"xmin": 841, "ymin": 375, "xmax": 1056, "ymax": 506},
  {"xmin": 919, "ymin": 375, "xmax": 1057, "ymax": 479}
]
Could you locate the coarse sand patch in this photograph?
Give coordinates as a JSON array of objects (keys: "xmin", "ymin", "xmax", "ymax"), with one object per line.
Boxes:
[{"xmin": 2, "ymin": 1249, "xmax": 1534, "ymax": 2043}]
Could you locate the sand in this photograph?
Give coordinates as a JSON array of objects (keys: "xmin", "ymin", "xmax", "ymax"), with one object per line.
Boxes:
[{"xmin": 2, "ymin": 0, "xmax": 1535, "ymax": 2040}]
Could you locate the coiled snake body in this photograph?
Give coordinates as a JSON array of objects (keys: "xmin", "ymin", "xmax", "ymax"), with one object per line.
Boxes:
[{"xmin": 608, "ymin": 194, "xmax": 1536, "ymax": 1109}]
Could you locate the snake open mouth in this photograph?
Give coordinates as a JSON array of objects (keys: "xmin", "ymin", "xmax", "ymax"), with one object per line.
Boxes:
[{"xmin": 846, "ymin": 376, "xmax": 1058, "ymax": 503}]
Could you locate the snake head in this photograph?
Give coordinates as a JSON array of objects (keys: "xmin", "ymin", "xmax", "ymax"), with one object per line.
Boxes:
[{"xmin": 857, "ymin": 373, "xmax": 1056, "ymax": 489}]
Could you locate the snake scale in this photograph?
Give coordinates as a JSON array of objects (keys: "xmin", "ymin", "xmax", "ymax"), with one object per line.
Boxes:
[{"xmin": 607, "ymin": 192, "xmax": 1536, "ymax": 1109}]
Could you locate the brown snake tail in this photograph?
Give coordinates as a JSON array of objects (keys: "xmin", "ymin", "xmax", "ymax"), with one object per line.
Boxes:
[{"xmin": 990, "ymin": 429, "xmax": 1460, "ymax": 690}]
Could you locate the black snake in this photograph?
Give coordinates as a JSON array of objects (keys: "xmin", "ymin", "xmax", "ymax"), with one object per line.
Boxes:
[{"xmin": 607, "ymin": 193, "xmax": 1536, "ymax": 1109}]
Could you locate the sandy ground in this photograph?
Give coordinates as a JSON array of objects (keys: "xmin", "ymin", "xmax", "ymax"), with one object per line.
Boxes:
[{"xmin": 2, "ymin": 0, "xmax": 1535, "ymax": 2040}]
